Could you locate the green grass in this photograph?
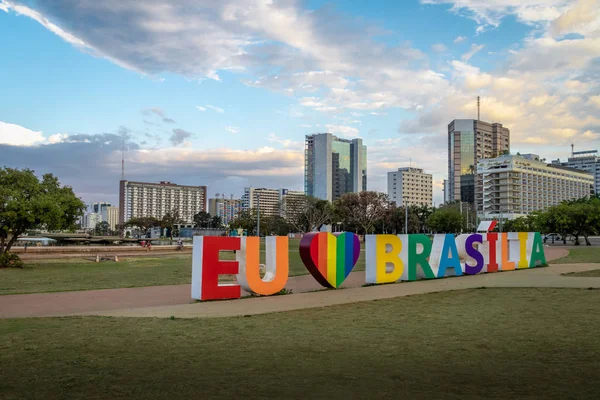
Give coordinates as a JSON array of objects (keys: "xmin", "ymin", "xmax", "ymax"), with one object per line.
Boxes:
[
  {"xmin": 1, "ymin": 288, "xmax": 599, "ymax": 399},
  {"xmin": 0, "ymin": 239, "xmax": 366, "ymax": 295},
  {"xmin": 553, "ymin": 247, "xmax": 600, "ymax": 264}
]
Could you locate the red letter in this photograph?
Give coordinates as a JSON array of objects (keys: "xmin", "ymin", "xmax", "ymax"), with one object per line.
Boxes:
[
  {"xmin": 487, "ymin": 233, "xmax": 499, "ymax": 273},
  {"xmin": 201, "ymin": 237, "xmax": 241, "ymax": 301}
]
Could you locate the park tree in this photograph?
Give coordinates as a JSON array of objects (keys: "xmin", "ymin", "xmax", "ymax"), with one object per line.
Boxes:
[
  {"xmin": 125, "ymin": 217, "xmax": 160, "ymax": 236},
  {"xmin": 334, "ymin": 191, "xmax": 390, "ymax": 235},
  {"xmin": 211, "ymin": 215, "xmax": 223, "ymax": 229},
  {"xmin": 0, "ymin": 168, "xmax": 86, "ymax": 264},
  {"xmin": 161, "ymin": 210, "xmax": 183, "ymax": 242},
  {"xmin": 193, "ymin": 211, "xmax": 212, "ymax": 228},
  {"xmin": 413, "ymin": 204, "xmax": 434, "ymax": 233},
  {"xmin": 285, "ymin": 195, "xmax": 333, "ymax": 233},
  {"xmin": 94, "ymin": 221, "xmax": 110, "ymax": 236},
  {"xmin": 427, "ymin": 206, "xmax": 463, "ymax": 233},
  {"xmin": 229, "ymin": 209, "xmax": 257, "ymax": 234}
]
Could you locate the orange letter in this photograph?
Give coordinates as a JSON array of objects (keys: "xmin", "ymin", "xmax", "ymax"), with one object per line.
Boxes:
[{"xmin": 237, "ymin": 236, "xmax": 289, "ymax": 295}]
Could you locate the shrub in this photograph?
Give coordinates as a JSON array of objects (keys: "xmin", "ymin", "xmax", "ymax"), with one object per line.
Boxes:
[{"xmin": 0, "ymin": 252, "xmax": 24, "ymax": 268}]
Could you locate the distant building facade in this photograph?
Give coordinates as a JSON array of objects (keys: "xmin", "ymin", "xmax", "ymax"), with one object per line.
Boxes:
[
  {"xmin": 119, "ymin": 180, "xmax": 207, "ymax": 225},
  {"xmin": 305, "ymin": 133, "xmax": 367, "ymax": 202},
  {"xmin": 242, "ymin": 187, "xmax": 305, "ymax": 218},
  {"xmin": 443, "ymin": 179, "xmax": 451, "ymax": 204},
  {"xmin": 387, "ymin": 167, "xmax": 433, "ymax": 207},
  {"xmin": 83, "ymin": 213, "xmax": 101, "ymax": 230},
  {"xmin": 476, "ymin": 153, "xmax": 594, "ymax": 220},
  {"xmin": 208, "ymin": 197, "xmax": 243, "ymax": 226},
  {"xmin": 552, "ymin": 149, "xmax": 600, "ymax": 194},
  {"xmin": 92, "ymin": 202, "xmax": 112, "ymax": 215},
  {"xmin": 102, "ymin": 206, "xmax": 119, "ymax": 231},
  {"xmin": 448, "ymin": 119, "xmax": 510, "ymax": 204}
]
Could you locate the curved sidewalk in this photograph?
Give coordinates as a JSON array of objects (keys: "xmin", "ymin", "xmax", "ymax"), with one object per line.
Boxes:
[
  {"xmin": 2, "ymin": 246, "xmax": 594, "ymax": 319},
  {"xmin": 83, "ymin": 262, "xmax": 600, "ymax": 319}
]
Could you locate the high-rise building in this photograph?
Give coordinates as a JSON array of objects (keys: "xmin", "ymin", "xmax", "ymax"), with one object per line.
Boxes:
[
  {"xmin": 208, "ymin": 197, "xmax": 243, "ymax": 226},
  {"xmin": 305, "ymin": 133, "xmax": 367, "ymax": 202},
  {"xmin": 83, "ymin": 213, "xmax": 101, "ymax": 230},
  {"xmin": 92, "ymin": 202, "xmax": 112, "ymax": 215},
  {"xmin": 119, "ymin": 180, "xmax": 207, "ymax": 225},
  {"xmin": 387, "ymin": 167, "xmax": 433, "ymax": 207},
  {"xmin": 476, "ymin": 153, "xmax": 594, "ymax": 220},
  {"xmin": 448, "ymin": 119, "xmax": 510, "ymax": 203},
  {"xmin": 552, "ymin": 149, "xmax": 600, "ymax": 194},
  {"xmin": 443, "ymin": 179, "xmax": 450, "ymax": 204},
  {"xmin": 102, "ymin": 206, "xmax": 120, "ymax": 232},
  {"xmin": 242, "ymin": 187, "xmax": 305, "ymax": 218}
]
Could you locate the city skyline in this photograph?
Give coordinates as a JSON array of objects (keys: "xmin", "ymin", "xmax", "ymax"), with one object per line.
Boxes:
[{"xmin": 1, "ymin": 0, "xmax": 599, "ymax": 207}]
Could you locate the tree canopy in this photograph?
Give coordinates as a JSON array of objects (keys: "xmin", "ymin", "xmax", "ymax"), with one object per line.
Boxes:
[{"xmin": 0, "ymin": 168, "xmax": 86, "ymax": 257}]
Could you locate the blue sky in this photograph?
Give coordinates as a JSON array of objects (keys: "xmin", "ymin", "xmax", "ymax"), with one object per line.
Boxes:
[{"xmin": 1, "ymin": 0, "xmax": 599, "ymax": 206}]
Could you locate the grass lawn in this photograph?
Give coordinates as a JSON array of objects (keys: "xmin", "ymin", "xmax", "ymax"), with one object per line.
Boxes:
[
  {"xmin": 553, "ymin": 247, "xmax": 600, "ymax": 264},
  {"xmin": 1, "ymin": 288, "xmax": 599, "ymax": 399},
  {"xmin": 0, "ymin": 239, "xmax": 366, "ymax": 295}
]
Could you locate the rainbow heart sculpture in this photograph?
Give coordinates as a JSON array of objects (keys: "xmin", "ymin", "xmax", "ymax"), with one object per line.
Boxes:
[{"xmin": 299, "ymin": 232, "xmax": 361, "ymax": 288}]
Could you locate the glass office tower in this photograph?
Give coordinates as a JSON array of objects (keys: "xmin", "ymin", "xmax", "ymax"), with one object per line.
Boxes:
[{"xmin": 305, "ymin": 133, "xmax": 367, "ymax": 201}]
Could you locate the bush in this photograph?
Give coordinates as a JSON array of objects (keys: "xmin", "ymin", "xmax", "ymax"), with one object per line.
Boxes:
[{"xmin": 0, "ymin": 252, "xmax": 24, "ymax": 268}]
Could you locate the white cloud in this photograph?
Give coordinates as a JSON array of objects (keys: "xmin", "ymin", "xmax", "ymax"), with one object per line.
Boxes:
[
  {"xmin": 195, "ymin": 106, "xmax": 207, "ymax": 112},
  {"xmin": 325, "ymin": 124, "xmax": 360, "ymax": 138},
  {"xmin": 0, "ymin": 1, "xmax": 9, "ymax": 12},
  {"xmin": 206, "ymin": 105, "xmax": 225, "ymax": 113},
  {"xmin": 461, "ymin": 44, "xmax": 485, "ymax": 61},
  {"xmin": 0, "ymin": 121, "xmax": 46, "ymax": 146},
  {"xmin": 48, "ymin": 133, "xmax": 70, "ymax": 144},
  {"xmin": 225, "ymin": 126, "xmax": 239, "ymax": 134},
  {"xmin": 590, "ymin": 96, "xmax": 600, "ymax": 109},
  {"xmin": 432, "ymin": 43, "xmax": 448, "ymax": 52},
  {"xmin": 551, "ymin": 0, "xmax": 600, "ymax": 36},
  {"xmin": 454, "ymin": 36, "xmax": 467, "ymax": 43}
]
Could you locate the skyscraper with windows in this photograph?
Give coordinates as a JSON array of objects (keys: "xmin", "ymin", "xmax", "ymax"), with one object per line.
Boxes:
[
  {"xmin": 448, "ymin": 119, "xmax": 510, "ymax": 203},
  {"xmin": 305, "ymin": 133, "xmax": 367, "ymax": 202}
]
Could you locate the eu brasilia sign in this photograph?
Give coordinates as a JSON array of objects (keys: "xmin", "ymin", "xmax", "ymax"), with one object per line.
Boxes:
[{"xmin": 191, "ymin": 232, "xmax": 546, "ymax": 301}]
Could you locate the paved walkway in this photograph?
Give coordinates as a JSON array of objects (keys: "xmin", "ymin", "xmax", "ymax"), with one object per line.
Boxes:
[
  {"xmin": 86, "ymin": 262, "xmax": 600, "ymax": 319},
  {"xmin": 1, "ymin": 246, "xmax": 588, "ymax": 319}
]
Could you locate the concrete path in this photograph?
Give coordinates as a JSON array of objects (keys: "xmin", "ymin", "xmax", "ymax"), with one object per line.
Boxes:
[
  {"xmin": 83, "ymin": 263, "xmax": 600, "ymax": 319},
  {"xmin": 0, "ymin": 246, "xmax": 585, "ymax": 319}
]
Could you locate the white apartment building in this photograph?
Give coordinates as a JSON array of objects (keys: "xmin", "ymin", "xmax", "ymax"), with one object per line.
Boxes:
[
  {"xmin": 119, "ymin": 180, "xmax": 207, "ymax": 225},
  {"xmin": 242, "ymin": 187, "xmax": 305, "ymax": 218},
  {"xmin": 387, "ymin": 167, "xmax": 433, "ymax": 207},
  {"xmin": 476, "ymin": 154, "xmax": 594, "ymax": 220},
  {"xmin": 552, "ymin": 149, "xmax": 600, "ymax": 195}
]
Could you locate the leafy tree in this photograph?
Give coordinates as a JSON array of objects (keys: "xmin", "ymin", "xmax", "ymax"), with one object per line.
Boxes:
[
  {"xmin": 211, "ymin": 215, "xmax": 223, "ymax": 229},
  {"xmin": 125, "ymin": 217, "xmax": 160, "ymax": 234},
  {"xmin": 260, "ymin": 215, "xmax": 290, "ymax": 236},
  {"xmin": 286, "ymin": 195, "xmax": 333, "ymax": 233},
  {"xmin": 413, "ymin": 204, "xmax": 433, "ymax": 233},
  {"xmin": 229, "ymin": 209, "xmax": 257, "ymax": 234},
  {"xmin": 334, "ymin": 191, "xmax": 390, "ymax": 235},
  {"xmin": 161, "ymin": 210, "xmax": 183, "ymax": 243},
  {"xmin": 193, "ymin": 211, "xmax": 212, "ymax": 228},
  {"xmin": 0, "ymin": 168, "xmax": 86, "ymax": 259},
  {"xmin": 94, "ymin": 221, "xmax": 110, "ymax": 236},
  {"xmin": 427, "ymin": 206, "xmax": 463, "ymax": 233}
]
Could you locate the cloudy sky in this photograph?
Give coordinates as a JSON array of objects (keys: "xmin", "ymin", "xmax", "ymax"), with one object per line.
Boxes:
[{"xmin": 1, "ymin": 0, "xmax": 599, "ymax": 207}]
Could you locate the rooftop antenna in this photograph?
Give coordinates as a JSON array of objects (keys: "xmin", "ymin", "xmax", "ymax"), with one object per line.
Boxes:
[
  {"xmin": 477, "ymin": 96, "xmax": 480, "ymax": 121},
  {"xmin": 121, "ymin": 133, "xmax": 126, "ymax": 180},
  {"xmin": 571, "ymin": 143, "xmax": 574, "ymax": 157}
]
